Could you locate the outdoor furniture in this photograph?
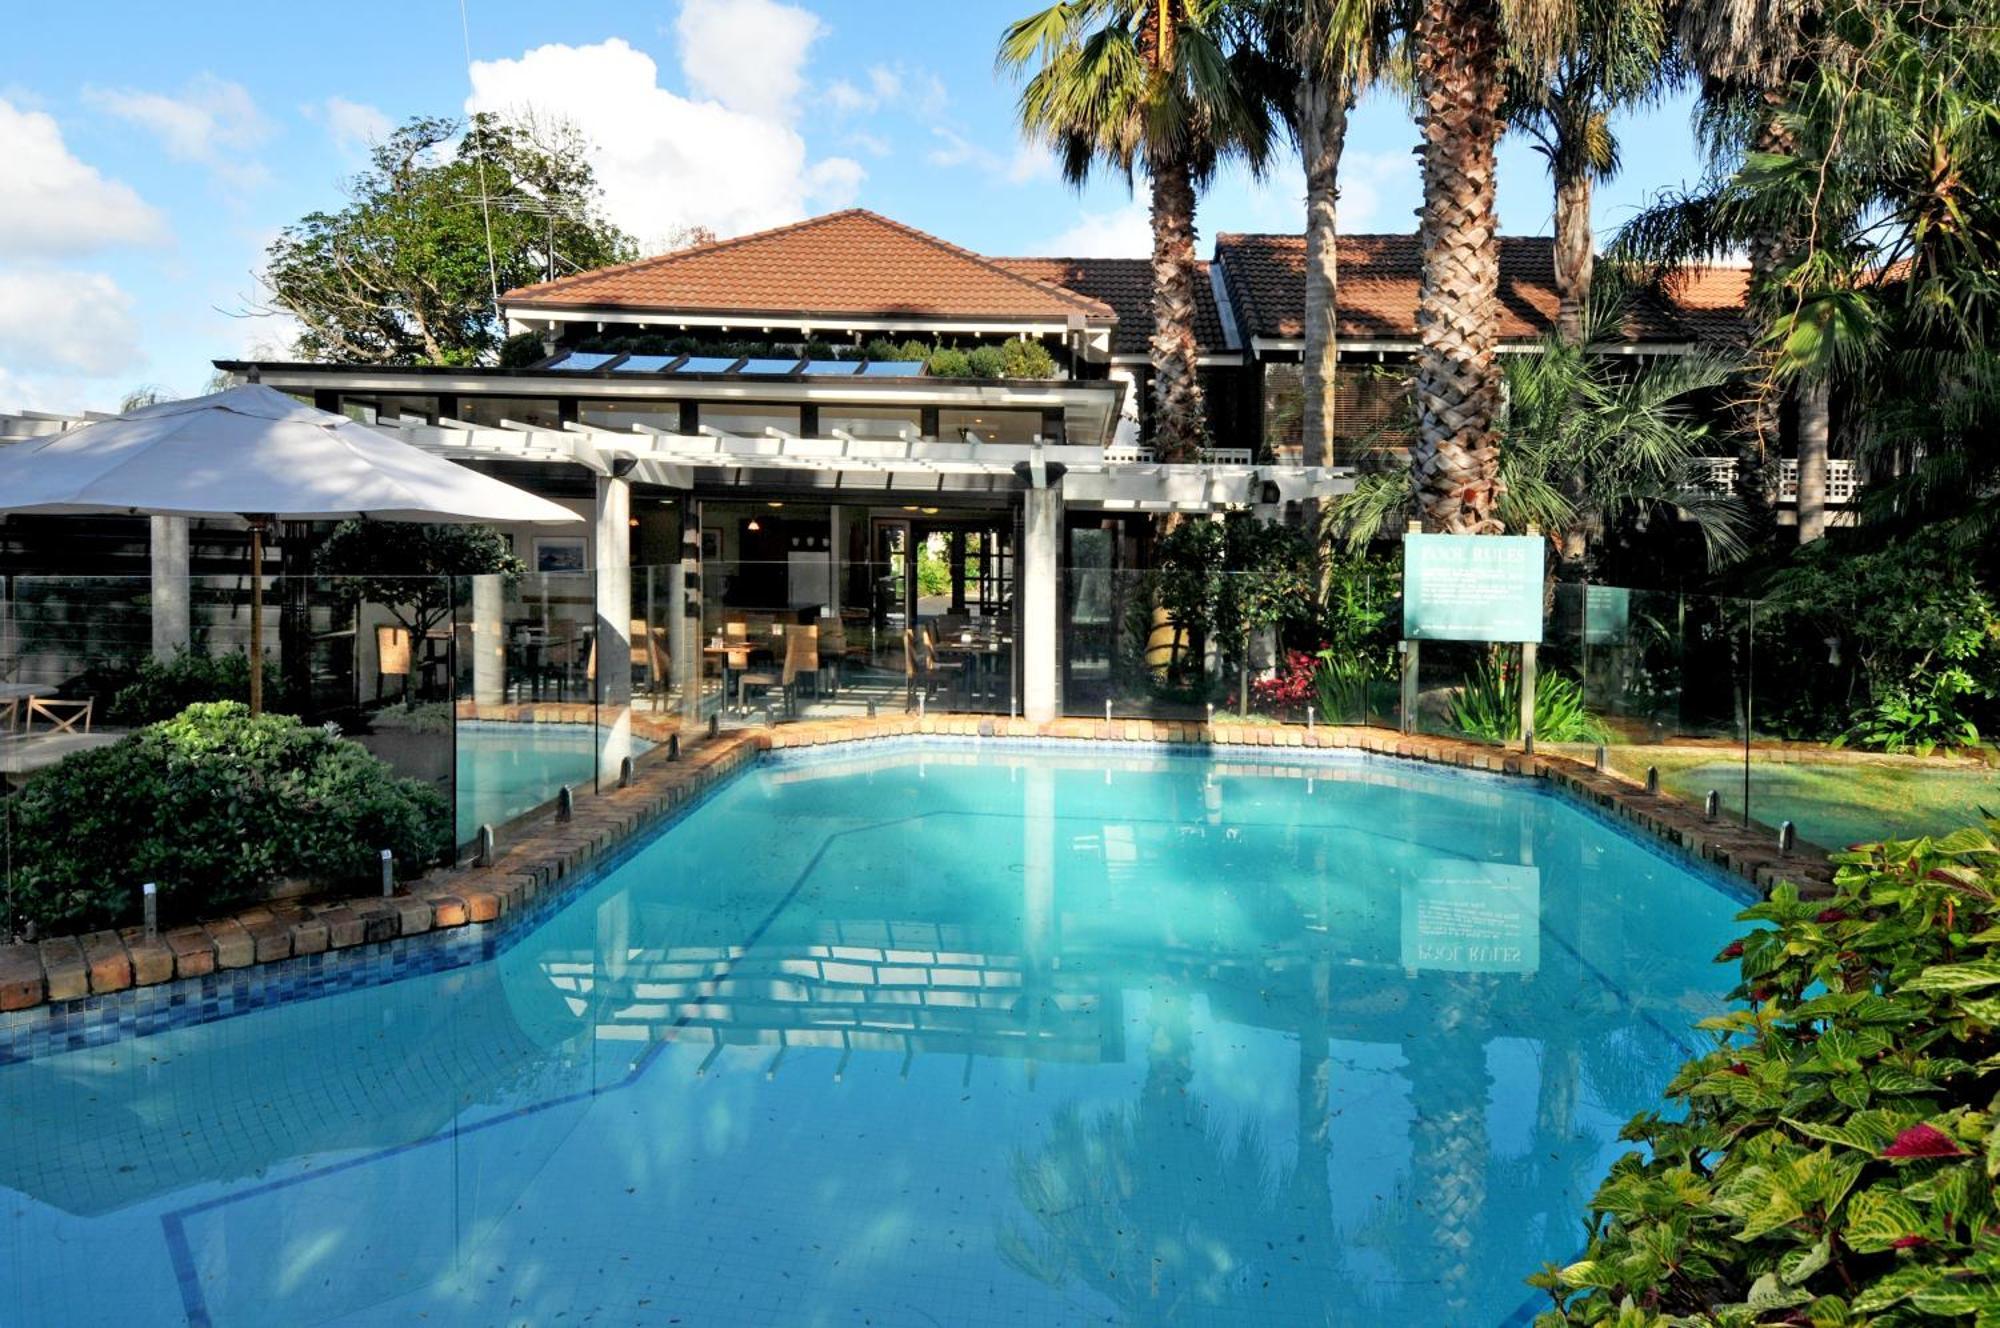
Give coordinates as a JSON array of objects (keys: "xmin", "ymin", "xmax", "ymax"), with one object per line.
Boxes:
[
  {"xmin": 0, "ymin": 681, "xmax": 49, "ymax": 734},
  {"xmin": 737, "ymin": 624, "xmax": 811, "ymax": 718},
  {"xmin": 23, "ymin": 697, "xmax": 92, "ymax": 735},
  {"xmin": 904, "ymin": 628, "xmax": 951, "ymax": 710},
  {"xmin": 816, "ymin": 617, "xmax": 846, "ymax": 694}
]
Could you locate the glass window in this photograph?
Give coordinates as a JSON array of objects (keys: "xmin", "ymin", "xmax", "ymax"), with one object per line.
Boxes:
[
  {"xmin": 1261, "ymin": 362, "xmax": 1303, "ymax": 461},
  {"xmin": 820, "ymin": 406, "xmax": 921, "ymax": 440},
  {"xmin": 580, "ymin": 401, "xmax": 683, "ymax": 432},
  {"xmin": 699, "ymin": 404, "xmax": 802, "ymax": 437},
  {"xmin": 458, "ymin": 396, "xmax": 563, "ymax": 429},
  {"xmin": 938, "ymin": 409, "xmax": 1040, "ymax": 445}
]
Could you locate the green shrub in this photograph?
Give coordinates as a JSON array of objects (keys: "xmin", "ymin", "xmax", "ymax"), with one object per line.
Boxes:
[
  {"xmin": 926, "ymin": 347, "xmax": 972, "ymax": 378},
  {"xmin": 7, "ymin": 702, "xmax": 447, "ymax": 935},
  {"xmin": 965, "ymin": 345, "xmax": 1009, "ymax": 378},
  {"xmin": 998, "ymin": 337, "xmax": 1059, "ymax": 378},
  {"xmin": 498, "ymin": 331, "xmax": 546, "ymax": 368},
  {"xmin": 1531, "ymin": 822, "xmax": 2000, "ymax": 1326},
  {"xmin": 1451, "ymin": 657, "xmax": 1610, "ymax": 744},
  {"xmin": 109, "ymin": 650, "xmax": 287, "ymax": 726},
  {"xmin": 1839, "ymin": 670, "xmax": 1985, "ymax": 757}
]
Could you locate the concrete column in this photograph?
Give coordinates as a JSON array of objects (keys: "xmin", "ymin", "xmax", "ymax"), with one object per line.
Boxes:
[
  {"xmin": 595, "ymin": 474, "xmax": 633, "ymax": 781},
  {"xmin": 150, "ymin": 516, "xmax": 189, "ymax": 662},
  {"xmin": 675, "ymin": 493, "xmax": 702, "ymax": 727},
  {"xmin": 1021, "ymin": 481, "xmax": 1064, "ymax": 722},
  {"xmin": 471, "ymin": 573, "xmax": 505, "ymax": 706}
]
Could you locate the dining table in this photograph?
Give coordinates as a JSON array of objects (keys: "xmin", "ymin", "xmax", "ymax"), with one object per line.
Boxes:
[{"xmin": 931, "ymin": 632, "xmax": 1012, "ymax": 700}]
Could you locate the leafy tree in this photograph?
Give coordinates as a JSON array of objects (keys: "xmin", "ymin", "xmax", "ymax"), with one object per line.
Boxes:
[
  {"xmin": 1000, "ymin": 0, "xmax": 1276, "ymax": 461},
  {"xmin": 317, "ymin": 522, "xmax": 524, "ymax": 693},
  {"xmin": 258, "ymin": 112, "xmax": 634, "ymax": 366}
]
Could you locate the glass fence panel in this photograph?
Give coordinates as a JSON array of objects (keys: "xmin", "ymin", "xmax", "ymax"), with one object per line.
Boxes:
[{"xmin": 697, "ymin": 560, "xmax": 1014, "ymax": 725}]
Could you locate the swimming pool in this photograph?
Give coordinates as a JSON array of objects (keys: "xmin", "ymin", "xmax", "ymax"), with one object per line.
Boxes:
[
  {"xmin": 455, "ymin": 721, "xmax": 651, "ymax": 833},
  {"xmin": 0, "ymin": 741, "xmax": 1749, "ymax": 1326}
]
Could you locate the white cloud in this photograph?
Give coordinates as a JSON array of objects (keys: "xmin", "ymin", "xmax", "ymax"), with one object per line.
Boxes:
[
  {"xmin": 0, "ymin": 267, "xmax": 145, "ymax": 376},
  {"xmin": 317, "ymin": 96, "xmax": 391, "ymax": 157},
  {"xmin": 925, "ymin": 128, "xmax": 1057, "ymax": 185},
  {"xmin": 0, "ymin": 98, "xmax": 167, "ymax": 258},
  {"xmin": 467, "ymin": 35, "xmax": 865, "ymax": 247},
  {"xmin": 842, "ymin": 129, "xmax": 892, "ymax": 158},
  {"xmin": 676, "ymin": 0, "xmax": 823, "ymax": 119},
  {"xmin": 86, "ymin": 74, "xmax": 272, "ymax": 190},
  {"xmin": 1038, "ymin": 201, "xmax": 1153, "ymax": 258}
]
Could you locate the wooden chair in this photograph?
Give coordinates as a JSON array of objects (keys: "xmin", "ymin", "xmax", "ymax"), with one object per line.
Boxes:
[
  {"xmin": 25, "ymin": 697, "xmax": 92, "ymax": 735},
  {"xmin": 816, "ymin": 617, "xmax": 846, "ymax": 694},
  {"xmin": 904, "ymin": 628, "xmax": 952, "ymax": 710},
  {"xmin": 737, "ymin": 624, "xmax": 811, "ymax": 718}
]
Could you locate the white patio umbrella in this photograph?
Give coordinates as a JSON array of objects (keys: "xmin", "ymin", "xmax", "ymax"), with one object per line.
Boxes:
[{"xmin": 0, "ymin": 383, "xmax": 581, "ymax": 714}]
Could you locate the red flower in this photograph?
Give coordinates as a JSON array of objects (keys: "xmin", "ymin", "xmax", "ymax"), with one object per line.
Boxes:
[
  {"xmin": 1725, "ymin": 1062, "xmax": 1751, "ymax": 1077},
  {"xmin": 1891, "ymin": 1235, "xmax": 1930, "ymax": 1250},
  {"xmin": 1719, "ymin": 940, "xmax": 1745, "ymax": 959},
  {"xmin": 1883, "ymin": 1124, "xmax": 1968, "ymax": 1159},
  {"xmin": 1815, "ymin": 909, "xmax": 1848, "ymax": 924}
]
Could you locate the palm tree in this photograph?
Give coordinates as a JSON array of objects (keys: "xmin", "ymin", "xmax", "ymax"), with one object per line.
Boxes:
[
  {"xmin": 1407, "ymin": 0, "xmax": 1573, "ymax": 534},
  {"xmin": 1244, "ymin": 1, "xmax": 1401, "ymax": 476},
  {"xmin": 1000, "ymin": 0, "xmax": 1276, "ymax": 462},
  {"xmin": 1504, "ymin": 0, "xmax": 1673, "ymax": 341},
  {"xmin": 1622, "ymin": 0, "xmax": 1824, "ymax": 534},
  {"xmin": 1323, "ymin": 286, "xmax": 1749, "ymax": 569}
]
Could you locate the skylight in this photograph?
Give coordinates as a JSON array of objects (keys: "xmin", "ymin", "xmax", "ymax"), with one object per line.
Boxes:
[
  {"xmin": 553, "ymin": 351, "xmax": 617, "ymax": 371},
  {"xmin": 861, "ymin": 360, "xmax": 924, "ymax": 377},
  {"xmin": 610, "ymin": 355, "xmax": 674, "ymax": 373},
  {"xmin": 671, "ymin": 356, "xmax": 742, "ymax": 374},
  {"xmin": 737, "ymin": 357, "xmax": 804, "ymax": 375}
]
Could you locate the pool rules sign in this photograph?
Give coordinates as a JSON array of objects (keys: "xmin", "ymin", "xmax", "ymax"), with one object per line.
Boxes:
[{"xmin": 1401, "ymin": 533, "xmax": 1545, "ymax": 643}]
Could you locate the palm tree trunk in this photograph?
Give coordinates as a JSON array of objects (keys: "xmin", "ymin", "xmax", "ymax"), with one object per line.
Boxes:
[
  {"xmin": 1796, "ymin": 376, "xmax": 1829, "ymax": 542},
  {"xmin": 1411, "ymin": 0, "xmax": 1507, "ymax": 535},
  {"xmin": 1149, "ymin": 152, "xmax": 1208, "ymax": 463},
  {"xmin": 1739, "ymin": 96, "xmax": 1798, "ymax": 518},
  {"xmin": 1552, "ymin": 166, "xmax": 1593, "ymax": 343},
  {"xmin": 1298, "ymin": 78, "xmax": 1352, "ymax": 472}
]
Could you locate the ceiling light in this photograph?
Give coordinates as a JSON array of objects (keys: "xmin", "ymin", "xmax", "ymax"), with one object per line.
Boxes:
[
  {"xmin": 747, "ymin": 518, "xmax": 762, "ymax": 532},
  {"xmin": 767, "ymin": 501, "xmax": 784, "ymax": 508},
  {"xmin": 921, "ymin": 507, "xmax": 940, "ymax": 515}
]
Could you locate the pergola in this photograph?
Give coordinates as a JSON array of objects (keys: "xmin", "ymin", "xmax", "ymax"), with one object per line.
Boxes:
[{"xmin": 0, "ymin": 403, "xmax": 1355, "ymax": 723}]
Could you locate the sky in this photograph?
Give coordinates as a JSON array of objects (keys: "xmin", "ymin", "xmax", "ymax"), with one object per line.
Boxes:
[{"xmin": 3, "ymin": 0, "xmax": 1712, "ymax": 412}]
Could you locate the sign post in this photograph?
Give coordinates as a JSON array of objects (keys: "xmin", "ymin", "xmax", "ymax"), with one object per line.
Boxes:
[{"xmin": 1401, "ymin": 531, "xmax": 1545, "ymax": 746}]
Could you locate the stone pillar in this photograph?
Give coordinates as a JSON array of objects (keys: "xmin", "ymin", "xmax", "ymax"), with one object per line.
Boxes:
[
  {"xmin": 1021, "ymin": 481, "xmax": 1064, "ymax": 722},
  {"xmin": 470, "ymin": 573, "xmax": 505, "ymax": 707},
  {"xmin": 595, "ymin": 474, "xmax": 633, "ymax": 781},
  {"xmin": 150, "ymin": 516, "xmax": 189, "ymax": 662}
]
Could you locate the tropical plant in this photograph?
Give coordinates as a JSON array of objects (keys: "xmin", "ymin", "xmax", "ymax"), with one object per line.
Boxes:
[
  {"xmin": 1322, "ymin": 288, "xmax": 1748, "ymax": 569},
  {"xmin": 1837, "ymin": 675, "xmax": 1984, "ymax": 758},
  {"xmin": 1529, "ymin": 821, "xmax": 2000, "ymax": 1325},
  {"xmin": 1000, "ymin": 0, "xmax": 1276, "ymax": 460},
  {"xmin": 7, "ymin": 702, "xmax": 447, "ymax": 936},
  {"xmin": 1503, "ymin": 0, "xmax": 1673, "ymax": 340},
  {"xmin": 258, "ymin": 112, "xmax": 634, "ymax": 366},
  {"xmin": 1450, "ymin": 656, "xmax": 1610, "ymax": 743}
]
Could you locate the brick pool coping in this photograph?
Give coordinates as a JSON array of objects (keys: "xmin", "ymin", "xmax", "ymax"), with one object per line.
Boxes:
[{"xmin": 0, "ymin": 715, "xmax": 1838, "ymax": 1015}]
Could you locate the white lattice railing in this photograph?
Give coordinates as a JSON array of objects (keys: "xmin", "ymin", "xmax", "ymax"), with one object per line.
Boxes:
[
  {"xmin": 1099, "ymin": 445, "xmax": 1258, "ymax": 467},
  {"xmin": 1687, "ymin": 457, "xmax": 1860, "ymax": 504}
]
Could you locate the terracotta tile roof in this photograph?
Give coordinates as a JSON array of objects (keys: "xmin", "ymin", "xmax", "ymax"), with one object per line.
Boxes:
[
  {"xmin": 994, "ymin": 257, "xmax": 1233, "ymax": 356},
  {"xmin": 1658, "ymin": 264, "xmax": 1754, "ymax": 345},
  {"xmin": 1212, "ymin": 233, "xmax": 1704, "ymax": 344},
  {"xmin": 502, "ymin": 209, "xmax": 1114, "ymax": 323}
]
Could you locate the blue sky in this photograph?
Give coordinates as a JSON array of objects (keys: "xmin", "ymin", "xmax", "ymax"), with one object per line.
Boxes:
[{"xmin": 3, "ymin": 0, "xmax": 1709, "ymax": 411}]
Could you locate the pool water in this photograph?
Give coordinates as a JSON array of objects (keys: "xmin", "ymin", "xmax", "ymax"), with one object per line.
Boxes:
[
  {"xmin": 0, "ymin": 743, "xmax": 1749, "ymax": 1327},
  {"xmin": 455, "ymin": 722, "xmax": 650, "ymax": 833}
]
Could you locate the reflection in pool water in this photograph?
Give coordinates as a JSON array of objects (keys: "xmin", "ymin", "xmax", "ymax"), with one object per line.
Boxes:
[{"xmin": 0, "ymin": 743, "xmax": 1749, "ymax": 1326}]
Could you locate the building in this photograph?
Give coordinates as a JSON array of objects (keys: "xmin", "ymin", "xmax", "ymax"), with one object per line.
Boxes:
[{"xmin": 3, "ymin": 209, "xmax": 1770, "ymax": 728}]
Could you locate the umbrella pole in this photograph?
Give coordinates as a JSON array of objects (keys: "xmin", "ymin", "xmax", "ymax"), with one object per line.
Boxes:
[{"xmin": 248, "ymin": 517, "xmax": 266, "ymax": 717}]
